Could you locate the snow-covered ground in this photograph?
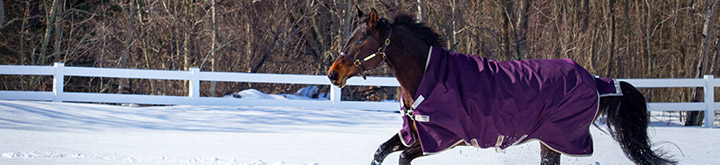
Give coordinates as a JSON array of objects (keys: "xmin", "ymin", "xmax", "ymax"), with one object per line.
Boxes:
[{"xmin": 0, "ymin": 100, "xmax": 718, "ymax": 165}]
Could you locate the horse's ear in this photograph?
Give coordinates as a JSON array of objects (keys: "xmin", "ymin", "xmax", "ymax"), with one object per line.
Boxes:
[
  {"xmin": 356, "ymin": 6, "xmax": 363, "ymax": 19},
  {"xmin": 368, "ymin": 8, "xmax": 378, "ymax": 28}
]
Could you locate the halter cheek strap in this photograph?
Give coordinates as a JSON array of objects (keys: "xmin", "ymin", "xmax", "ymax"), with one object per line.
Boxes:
[{"xmin": 342, "ymin": 25, "xmax": 393, "ymax": 79}]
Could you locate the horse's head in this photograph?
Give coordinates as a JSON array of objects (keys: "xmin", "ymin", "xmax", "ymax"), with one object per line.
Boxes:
[{"xmin": 328, "ymin": 7, "xmax": 391, "ymax": 88}]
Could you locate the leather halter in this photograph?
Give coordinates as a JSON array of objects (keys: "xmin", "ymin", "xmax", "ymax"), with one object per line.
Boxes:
[{"xmin": 340, "ymin": 23, "xmax": 393, "ymax": 79}]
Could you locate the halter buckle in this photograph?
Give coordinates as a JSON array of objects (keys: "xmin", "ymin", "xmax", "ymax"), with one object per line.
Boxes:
[
  {"xmin": 353, "ymin": 60, "xmax": 362, "ymax": 66},
  {"xmin": 377, "ymin": 52, "xmax": 386, "ymax": 59}
]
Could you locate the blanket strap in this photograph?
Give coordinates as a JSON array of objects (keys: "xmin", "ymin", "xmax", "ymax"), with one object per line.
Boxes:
[{"xmin": 400, "ymin": 95, "xmax": 430, "ymax": 122}]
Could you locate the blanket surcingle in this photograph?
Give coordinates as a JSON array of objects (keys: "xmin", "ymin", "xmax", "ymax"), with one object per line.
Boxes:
[{"xmin": 399, "ymin": 47, "xmax": 622, "ymax": 155}]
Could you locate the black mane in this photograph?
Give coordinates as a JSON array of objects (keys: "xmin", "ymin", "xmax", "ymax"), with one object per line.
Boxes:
[{"xmin": 390, "ymin": 12, "xmax": 444, "ymax": 47}]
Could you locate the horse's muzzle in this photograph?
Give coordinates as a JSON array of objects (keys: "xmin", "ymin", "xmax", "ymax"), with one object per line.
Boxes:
[
  {"xmin": 328, "ymin": 71, "xmax": 339, "ymax": 82},
  {"xmin": 327, "ymin": 71, "xmax": 347, "ymax": 88}
]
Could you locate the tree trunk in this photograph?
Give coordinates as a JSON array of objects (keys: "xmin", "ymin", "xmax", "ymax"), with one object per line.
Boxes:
[
  {"xmin": 0, "ymin": 0, "xmax": 5, "ymax": 26},
  {"xmin": 53, "ymin": 0, "xmax": 64, "ymax": 62},
  {"xmin": 210, "ymin": 0, "xmax": 217, "ymax": 96},
  {"xmin": 449, "ymin": 0, "xmax": 457, "ymax": 51},
  {"xmin": 416, "ymin": 0, "xmax": 425, "ymax": 22},
  {"xmin": 343, "ymin": 0, "xmax": 352, "ymax": 37},
  {"xmin": 501, "ymin": 0, "xmax": 514, "ymax": 59},
  {"xmin": 687, "ymin": 0, "xmax": 720, "ymax": 126},
  {"xmin": 645, "ymin": 0, "xmax": 653, "ymax": 101},
  {"xmin": 182, "ymin": 32, "xmax": 191, "ymax": 93},
  {"xmin": 245, "ymin": 21, "xmax": 252, "ymax": 72},
  {"xmin": 119, "ymin": 0, "xmax": 135, "ymax": 94},
  {"xmin": 621, "ymin": 0, "xmax": 631, "ymax": 78},
  {"xmin": 606, "ymin": 0, "xmax": 616, "ymax": 77},
  {"xmin": 137, "ymin": 0, "xmax": 154, "ymax": 95},
  {"xmin": 515, "ymin": 0, "xmax": 530, "ymax": 59},
  {"xmin": 581, "ymin": 0, "xmax": 590, "ymax": 31},
  {"xmin": 40, "ymin": 0, "xmax": 61, "ymax": 64},
  {"xmin": 18, "ymin": 1, "xmax": 30, "ymax": 65},
  {"xmin": 183, "ymin": 32, "xmax": 190, "ymax": 70}
]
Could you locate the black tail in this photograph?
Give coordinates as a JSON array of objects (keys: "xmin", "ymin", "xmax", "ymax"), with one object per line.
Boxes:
[{"xmin": 598, "ymin": 81, "xmax": 676, "ymax": 165}]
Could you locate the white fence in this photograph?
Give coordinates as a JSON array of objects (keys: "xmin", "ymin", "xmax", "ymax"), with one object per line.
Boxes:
[{"xmin": 0, "ymin": 63, "xmax": 717, "ymax": 127}]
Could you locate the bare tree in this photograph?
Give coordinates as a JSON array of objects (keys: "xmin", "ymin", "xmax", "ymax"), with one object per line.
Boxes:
[
  {"xmin": 622, "ymin": 0, "xmax": 631, "ymax": 78},
  {"xmin": 416, "ymin": 0, "xmax": 425, "ymax": 22},
  {"xmin": 515, "ymin": 0, "xmax": 530, "ymax": 59},
  {"xmin": 501, "ymin": 0, "xmax": 514, "ymax": 59},
  {"xmin": 39, "ymin": 0, "xmax": 62, "ymax": 64},
  {"xmin": 210, "ymin": 0, "xmax": 217, "ymax": 96},
  {"xmin": 343, "ymin": 0, "xmax": 353, "ymax": 37},
  {"xmin": 0, "ymin": 0, "xmax": 5, "ymax": 26},
  {"xmin": 18, "ymin": 1, "xmax": 31, "ymax": 65},
  {"xmin": 119, "ymin": 0, "xmax": 136, "ymax": 94},
  {"xmin": 606, "ymin": 0, "xmax": 617, "ymax": 77},
  {"xmin": 687, "ymin": 0, "xmax": 720, "ymax": 126},
  {"xmin": 3, "ymin": 0, "xmax": 720, "ymax": 111},
  {"xmin": 644, "ymin": 0, "xmax": 653, "ymax": 102},
  {"xmin": 52, "ymin": 0, "xmax": 64, "ymax": 62}
]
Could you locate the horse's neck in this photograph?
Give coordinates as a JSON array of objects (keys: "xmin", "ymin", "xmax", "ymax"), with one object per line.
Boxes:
[{"xmin": 384, "ymin": 34, "xmax": 429, "ymax": 107}]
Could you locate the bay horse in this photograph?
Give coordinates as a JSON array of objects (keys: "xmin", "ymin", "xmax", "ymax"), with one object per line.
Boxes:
[{"xmin": 328, "ymin": 8, "xmax": 676, "ymax": 165}]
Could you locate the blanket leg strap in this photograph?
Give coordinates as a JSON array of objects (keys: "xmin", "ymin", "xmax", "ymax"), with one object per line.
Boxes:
[{"xmin": 401, "ymin": 95, "xmax": 430, "ymax": 122}]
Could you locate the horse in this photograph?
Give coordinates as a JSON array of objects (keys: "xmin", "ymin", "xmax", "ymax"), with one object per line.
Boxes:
[{"xmin": 327, "ymin": 8, "xmax": 676, "ymax": 165}]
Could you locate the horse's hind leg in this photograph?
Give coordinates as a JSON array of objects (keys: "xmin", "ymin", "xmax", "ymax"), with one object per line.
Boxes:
[
  {"xmin": 372, "ymin": 134, "xmax": 409, "ymax": 165},
  {"xmin": 540, "ymin": 143, "xmax": 560, "ymax": 165},
  {"xmin": 398, "ymin": 144, "xmax": 423, "ymax": 165}
]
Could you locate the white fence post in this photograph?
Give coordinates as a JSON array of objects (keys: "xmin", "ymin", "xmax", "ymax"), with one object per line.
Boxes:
[
  {"xmin": 330, "ymin": 85, "xmax": 341, "ymax": 108},
  {"xmin": 189, "ymin": 68, "xmax": 200, "ymax": 106},
  {"xmin": 704, "ymin": 75, "xmax": 715, "ymax": 128},
  {"xmin": 53, "ymin": 63, "xmax": 64, "ymax": 102}
]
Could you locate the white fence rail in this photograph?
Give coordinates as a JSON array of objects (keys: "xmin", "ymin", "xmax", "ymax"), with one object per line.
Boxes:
[{"xmin": 0, "ymin": 63, "xmax": 717, "ymax": 127}]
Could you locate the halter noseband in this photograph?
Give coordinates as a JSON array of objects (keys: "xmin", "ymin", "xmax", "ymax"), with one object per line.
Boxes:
[{"xmin": 341, "ymin": 22, "xmax": 393, "ymax": 79}]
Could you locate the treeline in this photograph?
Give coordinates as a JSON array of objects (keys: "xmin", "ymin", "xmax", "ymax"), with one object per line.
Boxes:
[{"xmin": 1, "ymin": 0, "xmax": 718, "ymax": 125}]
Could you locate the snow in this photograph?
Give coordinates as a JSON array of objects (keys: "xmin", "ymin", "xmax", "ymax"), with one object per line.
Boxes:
[
  {"xmin": 225, "ymin": 86, "xmax": 327, "ymax": 101},
  {"xmin": 0, "ymin": 99, "xmax": 718, "ymax": 165}
]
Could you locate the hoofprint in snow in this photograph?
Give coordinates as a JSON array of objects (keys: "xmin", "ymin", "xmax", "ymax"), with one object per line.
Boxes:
[{"xmin": 0, "ymin": 98, "xmax": 718, "ymax": 164}]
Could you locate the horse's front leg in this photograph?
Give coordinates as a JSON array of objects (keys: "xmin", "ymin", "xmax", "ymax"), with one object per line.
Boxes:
[
  {"xmin": 540, "ymin": 142, "xmax": 561, "ymax": 165},
  {"xmin": 371, "ymin": 133, "xmax": 409, "ymax": 165},
  {"xmin": 398, "ymin": 143, "xmax": 423, "ymax": 165}
]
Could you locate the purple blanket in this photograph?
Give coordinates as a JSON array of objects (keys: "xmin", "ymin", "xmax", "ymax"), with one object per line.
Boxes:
[{"xmin": 399, "ymin": 47, "xmax": 621, "ymax": 155}]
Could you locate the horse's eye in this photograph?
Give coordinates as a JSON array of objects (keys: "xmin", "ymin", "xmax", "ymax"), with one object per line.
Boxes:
[{"xmin": 356, "ymin": 40, "xmax": 364, "ymax": 45}]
